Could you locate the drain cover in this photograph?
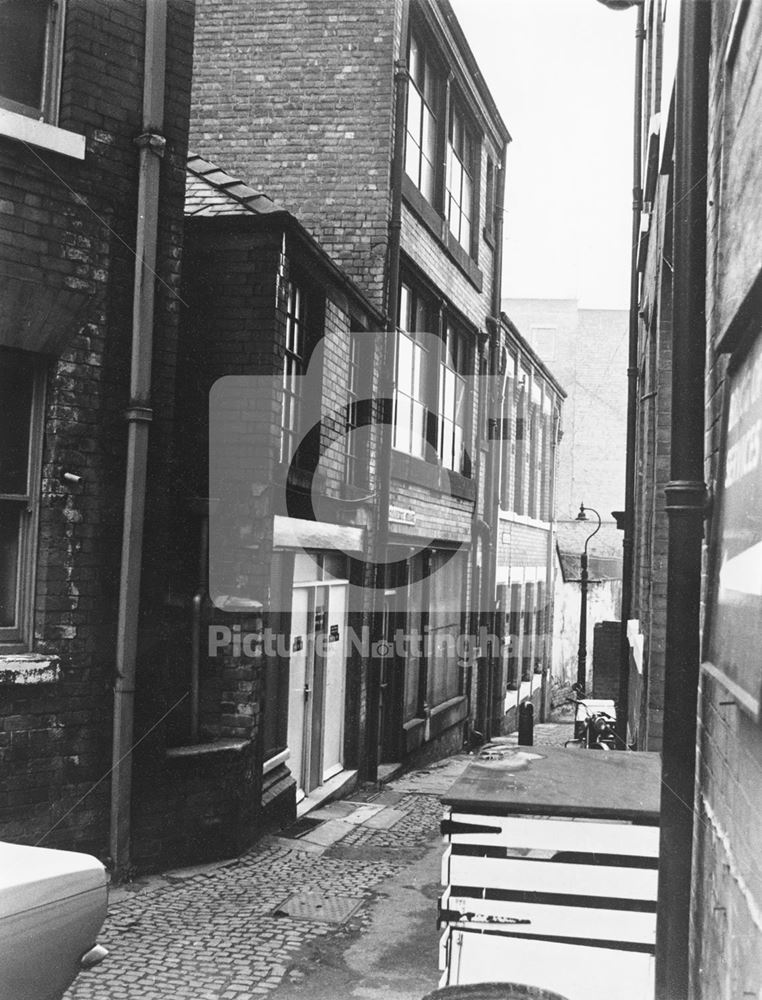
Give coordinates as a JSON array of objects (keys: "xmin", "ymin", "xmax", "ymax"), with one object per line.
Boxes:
[
  {"xmin": 275, "ymin": 891, "xmax": 364, "ymax": 924},
  {"xmin": 279, "ymin": 816, "xmax": 323, "ymax": 839}
]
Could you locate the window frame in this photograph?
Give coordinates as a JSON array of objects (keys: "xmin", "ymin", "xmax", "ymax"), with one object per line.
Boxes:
[
  {"xmin": 438, "ymin": 319, "xmax": 472, "ymax": 475},
  {"xmin": 279, "ymin": 277, "xmax": 308, "ymax": 467},
  {"xmin": 393, "ymin": 281, "xmax": 436, "ymax": 461},
  {"xmin": 404, "ymin": 29, "xmax": 440, "ymax": 205},
  {"xmin": 0, "ymin": 351, "xmax": 46, "ymax": 652},
  {"xmin": 0, "ymin": 0, "xmax": 66, "ymax": 125},
  {"xmin": 345, "ymin": 326, "xmax": 372, "ymax": 488},
  {"xmin": 445, "ymin": 100, "xmax": 476, "ymax": 254}
]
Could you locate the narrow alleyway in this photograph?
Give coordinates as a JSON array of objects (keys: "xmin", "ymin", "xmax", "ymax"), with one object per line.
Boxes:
[{"xmin": 66, "ymin": 725, "xmax": 571, "ymax": 1000}]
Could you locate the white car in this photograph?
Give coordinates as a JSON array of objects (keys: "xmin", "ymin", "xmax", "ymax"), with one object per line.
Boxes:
[{"xmin": 0, "ymin": 841, "xmax": 108, "ymax": 1000}]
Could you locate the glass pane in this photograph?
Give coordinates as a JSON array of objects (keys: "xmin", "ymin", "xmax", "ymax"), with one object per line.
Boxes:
[
  {"xmin": 0, "ymin": 351, "xmax": 34, "ymax": 494},
  {"xmin": 412, "ymin": 344, "xmax": 425, "ymax": 399},
  {"xmin": 414, "ymin": 295, "xmax": 430, "ymax": 335},
  {"xmin": 422, "ymin": 107, "xmax": 436, "ymax": 160},
  {"xmin": 0, "ymin": 502, "xmax": 20, "ymax": 627},
  {"xmin": 406, "ymin": 87, "xmax": 422, "ymax": 144},
  {"xmin": 408, "ymin": 34, "xmax": 420, "ymax": 86},
  {"xmin": 397, "ymin": 336, "xmax": 413, "ymax": 393},
  {"xmin": 453, "ymin": 425, "xmax": 463, "ymax": 470},
  {"xmin": 461, "ymin": 216, "xmax": 470, "ymax": 250},
  {"xmin": 411, "ymin": 402, "xmax": 425, "ymax": 457},
  {"xmin": 405, "ymin": 132, "xmax": 420, "ymax": 186},
  {"xmin": 440, "ymin": 421, "xmax": 454, "ymax": 469},
  {"xmin": 399, "ymin": 285, "xmax": 411, "ymax": 331},
  {"xmin": 0, "ymin": 0, "xmax": 48, "ymax": 111},
  {"xmin": 423, "ymin": 55, "xmax": 437, "ymax": 107},
  {"xmin": 420, "ymin": 154, "xmax": 435, "ymax": 203},
  {"xmin": 394, "ymin": 394, "xmax": 411, "ymax": 453},
  {"xmin": 462, "ymin": 175, "xmax": 472, "ymax": 221}
]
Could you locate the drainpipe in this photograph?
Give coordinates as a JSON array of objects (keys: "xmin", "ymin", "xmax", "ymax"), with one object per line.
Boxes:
[
  {"xmin": 617, "ymin": 0, "xmax": 645, "ymax": 750},
  {"xmin": 366, "ymin": 1, "xmax": 410, "ymax": 783},
  {"xmin": 655, "ymin": 1, "xmax": 710, "ymax": 996},
  {"xmin": 481, "ymin": 140, "xmax": 509, "ymax": 741},
  {"xmin": 541, "ymin": 406, "xmax": 562, "ymax": 721},
  {"xmin": 110, "ymin": 0, "xmax": 168, "ymax": 878}
]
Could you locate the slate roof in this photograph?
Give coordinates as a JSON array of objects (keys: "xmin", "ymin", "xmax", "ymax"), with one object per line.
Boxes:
[{"xmin": 185, "ymin": 153, "xmax": 285, "ymax": 217}]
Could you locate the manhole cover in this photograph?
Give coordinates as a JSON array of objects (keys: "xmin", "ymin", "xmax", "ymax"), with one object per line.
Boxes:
[{"xmin": 275, "ymin": 891, "xmax": 364, "ymax": 923}]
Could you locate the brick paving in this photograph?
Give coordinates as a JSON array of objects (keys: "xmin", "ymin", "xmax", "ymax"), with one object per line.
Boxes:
[{"xmin": 66, "ymin": 727, "xmax": 570, "ymax": 1000}]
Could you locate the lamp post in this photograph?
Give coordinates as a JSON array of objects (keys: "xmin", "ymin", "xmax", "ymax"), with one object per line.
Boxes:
[
  {"xmin": 594, "ymin": 0, "xmax": 645, "ymax": 765},
  {"xmin": 575, "ymin": 504, "xmax": 602, "ymax": 692}
]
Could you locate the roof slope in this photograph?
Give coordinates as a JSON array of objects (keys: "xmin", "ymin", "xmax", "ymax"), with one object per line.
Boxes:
[{"xmin": 185, "ymin": 153, "xmax": 285, "ymax": 217}]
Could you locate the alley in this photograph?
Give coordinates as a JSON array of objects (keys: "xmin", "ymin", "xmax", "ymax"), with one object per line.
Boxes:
[{"xmin": 65, "ymin": 726, "xmax": 571, "ymax": 1000}]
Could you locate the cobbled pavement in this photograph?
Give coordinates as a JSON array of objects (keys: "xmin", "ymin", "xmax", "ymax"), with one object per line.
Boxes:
[{"xmin": 64, "ymin": 725, "xmax": 571, "ymax": 1000}]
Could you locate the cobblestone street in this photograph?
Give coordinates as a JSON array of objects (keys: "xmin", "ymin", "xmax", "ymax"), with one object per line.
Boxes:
[{"xmin": 65, "ymin": 725, "xmax": 571, "ymax": 1000}]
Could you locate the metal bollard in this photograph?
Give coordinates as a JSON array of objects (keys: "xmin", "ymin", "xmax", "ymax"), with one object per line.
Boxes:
[{"xmin": 518, "ymin": 701, "xmax": 534, "ymax": 746}]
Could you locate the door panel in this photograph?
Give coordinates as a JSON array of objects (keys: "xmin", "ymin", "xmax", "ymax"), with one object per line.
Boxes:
[
  {"xmin": 287, "ymin": 587, "xmax": 310, "ymax": 798},
  {"xmin": 322, "ymin": 584, "xmax": 347, "ymax": 780}
]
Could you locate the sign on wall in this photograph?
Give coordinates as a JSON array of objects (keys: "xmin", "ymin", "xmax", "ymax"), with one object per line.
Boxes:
[{"xmin": 706, "ymin": 328, "xmax": 762, "ymax": 720}]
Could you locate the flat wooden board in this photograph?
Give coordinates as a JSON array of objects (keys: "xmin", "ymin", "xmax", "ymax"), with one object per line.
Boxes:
[{"xmin": 441, "ymin": 746, "xmax": 661, "ymax": 822}]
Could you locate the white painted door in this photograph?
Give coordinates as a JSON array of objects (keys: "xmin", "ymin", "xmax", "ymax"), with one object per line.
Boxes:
[
  {"xmin": 286, "ymin": 586, "xmax": 310, "ymax": 799},
  {"xmin": 322, "ymin": 584, "xmax": 347, "ymax": 781}
]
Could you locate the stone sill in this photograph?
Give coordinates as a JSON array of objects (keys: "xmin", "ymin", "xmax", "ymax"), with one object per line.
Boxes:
[
  {"xmin": 0, "ymin": 654, "xmax": 61, "ymax": 685},
  {"xmin": 166, "ymin": 739, "xmax": 251, "ymax": 760},
  {"xmin": 0, "ymin": 108, "xmax": 85, "ymax": 159}
]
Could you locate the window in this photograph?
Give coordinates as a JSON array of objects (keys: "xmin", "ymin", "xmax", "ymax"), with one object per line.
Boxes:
[
  {"xmin": 394, "ymin": 282, "xmax": 433, "ymax": 460},
  {"xmin": 427, "ymin": 549, "xmax": 465, "ymax": 707},
  {"xmin": 0, "ymin": 0, "xmax": 65, "ymax": 123},
  {"xmin": 446, "ymin": 105, "xmax": 474, "ymax": 250},
  {"xmin": 438, "ymin": 321, "xmax": 470, "ymax": 474},
  {"xmin": 280, "ymin": 280, "xmax": 306, "ymax": 465},
  {"xmin": 513, "ymin": 368, "xmax": 529, "ymax": 514},
  {"xmin": 405, "ymin": 32, "xmax": 438, "ymax": 203},
  {"xmin": 345, "ymin": 327, "xmax": 371, "ymax": 487},
  {"xmin": 0, "ymin": 349, "xmax": 44, "ymax": 649},
  {"xmin": 484, "ymin": 156, "xmax": 495, "ymax": 238}
]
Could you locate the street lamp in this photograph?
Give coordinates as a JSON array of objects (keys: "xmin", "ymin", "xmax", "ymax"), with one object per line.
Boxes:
[{"xmin": 575, "ymin": 503, "xmax": 602, "ymax": 692}]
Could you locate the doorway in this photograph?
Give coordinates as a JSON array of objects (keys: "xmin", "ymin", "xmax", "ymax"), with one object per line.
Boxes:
[{"xmin": 286, "ymin": 581, "xmax": 348, "ymax": 799}]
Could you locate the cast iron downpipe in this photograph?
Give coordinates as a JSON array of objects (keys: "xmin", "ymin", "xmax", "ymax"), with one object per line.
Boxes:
[
  {"xmin": 366, "ymin": 3, "xmax": 410, "ymax": 783},
  {"xmin": 617, "ymin": 0, "xmax": 645, "ymax": 749},
  {"xmin": 110, "ymin": 0, "xmax": 168, "ymax": 878},
  {"xmin": 655, "ymin": 1, "xmax": 710, "ymax": 996}
]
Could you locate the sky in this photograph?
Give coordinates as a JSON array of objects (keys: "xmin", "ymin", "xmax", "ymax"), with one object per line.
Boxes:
[{"xmin": 449, "ymin": 0, "xmax": 637, "ymax": 309}]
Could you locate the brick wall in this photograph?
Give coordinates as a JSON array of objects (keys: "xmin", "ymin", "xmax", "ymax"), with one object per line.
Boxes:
[
  {"xmin": 189, "ymin": 0, "xmax": 399, "ymax": 313},
  {"xmin": 690, "ymin": 0, "xmax": 762, "ymax": 991},
  {"xmin": 0, "ymin": 0, "xmax": 195, "ymax": 860}
]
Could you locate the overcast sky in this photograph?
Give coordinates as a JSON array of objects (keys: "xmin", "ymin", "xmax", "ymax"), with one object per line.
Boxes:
[{"xmin": 450, "ymin": 0, "xmax": 637, "ymax": 309}]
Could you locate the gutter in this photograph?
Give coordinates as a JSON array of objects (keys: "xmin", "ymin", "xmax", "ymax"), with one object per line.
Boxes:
[
  {"xmin": 617, "ymin": 1, "xmax": 645, "ymax": 750},
  {"xmin": 110, "ymin": 0, "xmax": 168, "ymax": 878},
  {"xmin": 655, "ymin": 1, "xmax": 711, "ymax": 996}
]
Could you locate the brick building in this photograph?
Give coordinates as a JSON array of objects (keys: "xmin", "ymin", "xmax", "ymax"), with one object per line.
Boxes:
[
  {"xmin": 0, "ymin": 0, "xmax": 197, "ymax": 874},
  {"xmin": 189, "ymin": 0, "xmax": 564, "ymax": 806},
  {"xmin": 492, "ymin": 314, "xmax": 565, "ymax": 729},
  {"xmin": 625, "ymin": 0, "xmax": 762, "ymax": 994}
]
